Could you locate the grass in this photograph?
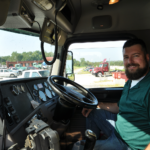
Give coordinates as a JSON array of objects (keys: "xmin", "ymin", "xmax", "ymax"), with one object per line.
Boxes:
[
  {"xmin": 110, "ymin": 69, "xmax": 125, "ymax": 72},
  {"xmin": 95, "ymin": 80, "xmax": 113, "ymax": 83},
  {"xmin": 94, "ymin": 78, "xmax": 125, "ymax": 87},
  {"xmin": 77, "ymin": 70, "xmax": 90, "ymax": 74},
  {"xmin": 74, "ymin": 66, "xmax": 85, "ymax": 69}
]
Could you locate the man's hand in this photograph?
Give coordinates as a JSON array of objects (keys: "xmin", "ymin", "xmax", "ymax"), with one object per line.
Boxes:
[
  {"xmin": 82, "ymin": 108, "xmax": 92, "ymax": 117},
  {"xmin": 145, "ymin": 143, "xmax": 150, "ymax": 150}
]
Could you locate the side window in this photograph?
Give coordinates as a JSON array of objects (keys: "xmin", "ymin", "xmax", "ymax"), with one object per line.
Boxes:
[
  {"xmin": 32, "ymin": 72, "xmax": 40, "ymax": 77},
  {"xmin": 4, "ymin": 70, "xmax": 8, "ymax": 72},
  {"xmin": 0, "ymin": 70, "xmax": 3, "ymax": 72},
  {"xmin": 24, "ymin": 72, "xmax": 30, "ymax": 77},
  {"xmin": 68, "ymin": 41, "xmax": 126, "ymax": 88}
]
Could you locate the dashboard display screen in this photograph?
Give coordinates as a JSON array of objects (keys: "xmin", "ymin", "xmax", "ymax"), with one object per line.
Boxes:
[{"xmin": 37, "ymin": 83, "xmax": 43, "ymax": 89}]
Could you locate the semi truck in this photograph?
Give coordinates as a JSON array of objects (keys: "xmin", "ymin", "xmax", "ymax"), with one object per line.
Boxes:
[
  {"xmin": 33, "ymin": 62, "xmax": 42, "ymax": 69},
  {"xmin": 92, "ymin": 62, "xmax": 110, "ymax": 77},
  {"xmin": 15, "ymin": 64, "xmax": 27, "ymax": 71}
]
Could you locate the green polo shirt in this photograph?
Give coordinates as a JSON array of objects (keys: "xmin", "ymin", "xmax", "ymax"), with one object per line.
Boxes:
[{"xmin": 115, "ymin": 71, "xmax": 150, "ymax": 150}]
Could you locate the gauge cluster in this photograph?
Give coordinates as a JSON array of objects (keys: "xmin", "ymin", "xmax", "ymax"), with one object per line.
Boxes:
[{"xmin": 32, "ymin": 81, "xmax": 56, "ymax": 104}]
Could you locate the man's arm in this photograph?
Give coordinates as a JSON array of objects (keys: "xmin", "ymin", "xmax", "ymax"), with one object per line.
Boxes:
[
  {"xmin": 97, "ymin": 102, "xmax": 119, "ymax": 114},
  {"xmin": 82, "ymin": 102, "xmax": 119, "ymax": 117}
]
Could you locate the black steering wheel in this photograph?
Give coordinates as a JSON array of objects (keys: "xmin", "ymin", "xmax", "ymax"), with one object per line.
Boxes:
[{"xmin": 47, "ymin": 75, "xmax": 98, "ymax": 109}]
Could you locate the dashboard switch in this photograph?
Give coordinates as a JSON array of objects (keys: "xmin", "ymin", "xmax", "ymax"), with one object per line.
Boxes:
[
  {"xmin": 4, "ymin": 97, "xmax": 12, "ymax": 106},
  {"xmin": 11, "ymin": 85, "xmax": 19, "ymax": 95},
  {"xmin": 9, "ymin": 106, "xmax": 16, "ymax": 114},
  {"xmin": 13, "ymin": 115, "xmax": 20, "ymax": 123}
]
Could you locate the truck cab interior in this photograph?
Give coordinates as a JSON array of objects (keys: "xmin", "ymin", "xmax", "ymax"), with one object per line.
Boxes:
[{"xmin": 0, "ymin": 0, "xmax": 150, "ymax": 149}]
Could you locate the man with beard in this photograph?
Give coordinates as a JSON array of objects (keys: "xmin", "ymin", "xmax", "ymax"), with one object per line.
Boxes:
[{"xmin": 73, "ymin": 39, "xmax": 150, "ymax": 150}]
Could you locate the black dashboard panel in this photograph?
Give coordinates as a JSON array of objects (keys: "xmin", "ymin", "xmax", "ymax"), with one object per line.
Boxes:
[{"xmin": 0, "ymin": 77, "xmax": 59, "ymax": 133}]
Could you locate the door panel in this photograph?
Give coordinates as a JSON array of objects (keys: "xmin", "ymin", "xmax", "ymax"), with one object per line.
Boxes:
[
  {"xmin": 69, "ymin": 86, "xmax": 123, "ymax": 103},
  {"xmin": 89, "ymin": 88, "xmax": 123, "ymax": 103}
]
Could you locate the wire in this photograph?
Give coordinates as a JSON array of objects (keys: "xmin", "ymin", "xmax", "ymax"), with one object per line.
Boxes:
[
  {"xmin": 33, "ymin": 21, "xmax": 41, "ymax": 34},
  {"xmin": 41, "ymin": 9, "xmax": 59, "ymax": 65}
]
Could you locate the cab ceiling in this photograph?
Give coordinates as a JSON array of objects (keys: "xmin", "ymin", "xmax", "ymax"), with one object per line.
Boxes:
[
  {"xmin": 74, "ymin": 0, "xmax": 150, "ymax": 34},
  {"xmin": 7, "ymin": 0, "xmax": 150, "ymax": 35}
]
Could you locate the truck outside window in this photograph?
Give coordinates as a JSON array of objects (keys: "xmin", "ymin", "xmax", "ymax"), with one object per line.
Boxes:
[{"xmin": 68, "ymin": 41, "xmax": 127, "ymax": 88}]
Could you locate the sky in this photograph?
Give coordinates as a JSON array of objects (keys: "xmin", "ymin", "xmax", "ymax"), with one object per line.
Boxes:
[
  {"xmin": 0, "ymin": 30, "xmax": 126, "ymax": 62},
  {"xmin": 69, "ymin": 41, "xmax": 126, "ymax": 62},
  {"xmin": 0, "ymin": 30, "xmax": 55, "ymax": 56}
]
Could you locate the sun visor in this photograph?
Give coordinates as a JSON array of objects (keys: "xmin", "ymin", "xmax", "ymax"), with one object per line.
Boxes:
[
  {"xmin": 1, "ymin": 0, "xmax": 34, "ymax": 28},
  {"xmin": 0, "ymin": 0, "xmax": 10, "ymax": 26}
]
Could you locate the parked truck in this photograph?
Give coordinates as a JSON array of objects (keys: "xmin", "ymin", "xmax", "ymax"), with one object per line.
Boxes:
[
  {"xmin": 33, "ymin": 62, "xmax": 42, "ymax": 69},
  {"xmin": 92, "ymin": 62, "xmax": 110, "ymax": 77},
  {"xmin": 41, "ymin": 61, "xmax": 47, "ymax": 69},
  {"xmin": 15, "ymin": 64, "xmax": 27, "ymax": 71}
]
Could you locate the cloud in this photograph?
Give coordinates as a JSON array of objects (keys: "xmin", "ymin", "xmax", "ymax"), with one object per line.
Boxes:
[{"xmin": 73, "ymin": 50, "xmax": 103, "ymax": 62}]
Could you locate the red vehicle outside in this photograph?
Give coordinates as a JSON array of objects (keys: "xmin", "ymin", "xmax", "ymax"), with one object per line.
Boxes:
[
  {"xmin": 112, "ymin": 72, "xmax": 128, "ymax": 82},
  {"xmin": 89, "ymin": 68, "xmax": 93, "ymax": 72},
  {"xmin": 92, "ymin": 62, "xmax": 109, "ymax": 77}
]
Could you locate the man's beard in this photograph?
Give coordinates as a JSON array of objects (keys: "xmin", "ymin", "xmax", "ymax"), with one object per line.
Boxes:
[{"xmin": 125, "ymin": 60, "xmax": 149, "ymax": 80}]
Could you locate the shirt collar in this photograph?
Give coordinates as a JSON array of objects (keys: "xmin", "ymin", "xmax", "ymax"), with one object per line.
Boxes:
[{"xmin": 128, "ymin": 70, "xmax": 150, "ymax": 89}]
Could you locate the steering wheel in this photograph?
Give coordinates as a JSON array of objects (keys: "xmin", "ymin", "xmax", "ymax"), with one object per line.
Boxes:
[{"xmin": 47, "ymin": 75, "xmax": 98, "ymax": 109}]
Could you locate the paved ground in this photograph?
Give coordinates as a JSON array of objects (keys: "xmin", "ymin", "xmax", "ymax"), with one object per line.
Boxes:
[
  {"xmin": 74, "ymin": 69, "xmax": 125, "ymax": 88},
  {"xmin": 74, "ymin": 74, "xmax": 114, "ymax": 88}
]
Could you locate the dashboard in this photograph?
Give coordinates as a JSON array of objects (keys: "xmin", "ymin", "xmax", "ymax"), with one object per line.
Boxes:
[{"xmin": 0, "ymin": 77, "xmax": 59, "ymax": 146}]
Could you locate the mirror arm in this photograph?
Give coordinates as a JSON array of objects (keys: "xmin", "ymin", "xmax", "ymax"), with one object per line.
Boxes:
[
  {"xmin": 41, "ymin": 0, "xmax": 66, "ymax": 65},
  {"xmin": 41, "ymin": 12, "xmax": 58, "ymax": 65}
]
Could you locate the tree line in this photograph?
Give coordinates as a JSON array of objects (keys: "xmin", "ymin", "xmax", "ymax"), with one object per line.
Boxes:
[
  {"xmin": 0, "ymin": 51, "xmax": 54, "ymax": 65},
  {"xmin": 1, "ymin": 51, "xmax": 123, "ymax": 67},
  {"xmin": 67, "ymin": 54, "xmax": 124, "ymax": 67},
  {"xmin": 73, "ymin": 58, "xmax": 123, "ymax": 67}
]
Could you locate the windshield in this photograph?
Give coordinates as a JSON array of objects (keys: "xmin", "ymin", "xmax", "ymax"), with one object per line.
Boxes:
[
  {"xmin": 39, "ymin": 71, "xmax": 50, "ymax": 77},
  {"xmin": 0, "ymin": 30, "xmax": 54, "ymax": 81}
]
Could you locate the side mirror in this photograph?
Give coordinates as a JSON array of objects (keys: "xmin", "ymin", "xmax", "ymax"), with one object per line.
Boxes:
[
  {"xmin": 66, "ymin": 51, "xmax": 75, "ymax": 81},
  {"xmin": 67, "ymin": 73, "xmax": 75, "ymax": 81}
]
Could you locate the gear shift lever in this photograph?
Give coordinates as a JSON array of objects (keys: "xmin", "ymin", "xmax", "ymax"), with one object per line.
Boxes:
[{"xmin": 83, "ymin": 129, "xmax": 97, "ymax": 150}]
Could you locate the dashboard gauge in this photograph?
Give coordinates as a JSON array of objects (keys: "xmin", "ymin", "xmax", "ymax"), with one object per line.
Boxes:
[
  {"xmin": 17, "ymin": 85, "xmax": 22, "ymax": 93},
  {"xmin": 12, "ymin": 85, "xmax": 19, "ymax": 95},
  {"xmin": 39, "ymin": 90, "xmax": 46, "ymax": 102},
  {"xmin": 44, "ymin": 82, "xmax": 48, "ymax": 87},
  {"xmin": 52, "ymin": 91, "xmax": 55, "ymax": 96},
  {"xmin": 45, "ymin": 88, "xmax": 52, "ymax": 99},
  {"xmin": 33, "ymin": 90, "xmax": 38, "ymax": 97},
  {"xmin": 33, "ymin": 84, "xmax": 38, "ymax": 91},
  {"xmin": 49, "ymin": 85, "xmax": 52, "ymax": 91},
  {"xmin": 21, "ymin": 85, "xmax": 25, "ymax": 92},
  {"xmin": 37, "ymin": 83, "xmax": 43, "ymax": 89}
]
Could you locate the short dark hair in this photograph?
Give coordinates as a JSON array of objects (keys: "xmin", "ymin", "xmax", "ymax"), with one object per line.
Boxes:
[{"xmin": 123, "ymin": 38, "xmax": 148, "ymax": 54}]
